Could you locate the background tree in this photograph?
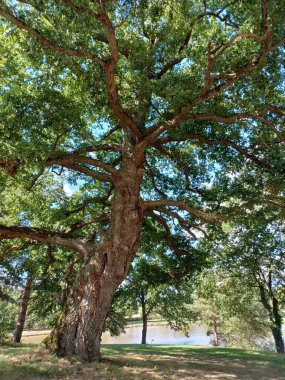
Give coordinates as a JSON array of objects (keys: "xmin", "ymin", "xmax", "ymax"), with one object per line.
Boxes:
[
  {"xmin": 192, "ymin": 267, "xmax": 271, "ymax": 349},
  {"xmin": 0, "ymin": 237, "xmax": 82, "ymax": 341},
  {"xmin": 112, "ymin": 254, "xmax": 195, "ymax": 344},
  {"xmin": 0, "ymin": 0, "xmax": 284, "ymax": 361},
  {"xmin": 0, "ymin": 263, "xmax": 17, "ymax": 344},
  {"xmin": 13, "ymin": 273, "xmax": 33, "ymax": 343},
  {"xmin": 217, "ymin": 220, "xmax": 285, "ymax": 353}
]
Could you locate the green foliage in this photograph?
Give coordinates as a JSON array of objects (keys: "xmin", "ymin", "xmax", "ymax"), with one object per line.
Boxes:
[
  {"xmin": 104, "ymin": 289, "xmax": 133, "ymax": 336},
  {"xmin": 0, "ymin": 301, "xmax": 17, "ymax": 344},
  {"xmin": 192, "ymin": 268, "xmax": 271, "ymax": 349},
  {"xmin": 108, "ymin": 254, "xmax": 195, "ymax": 337},
  {"xmin": 0, "ymin": 0, "xmax": 285, "ymax": 354}
]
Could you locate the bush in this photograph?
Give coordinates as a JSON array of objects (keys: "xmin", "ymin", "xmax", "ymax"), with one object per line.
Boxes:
[{"xmin": 0, "ymin": 301, "xmax": 17, "ymax": 344}]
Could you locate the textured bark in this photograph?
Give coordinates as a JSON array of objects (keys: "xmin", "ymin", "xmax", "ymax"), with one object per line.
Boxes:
[
  {"xmin": 51, "ymin": 146, "xmax": 145, "ymax": 361},
  {"xmin": 13, "ymin": 275, "xmax": 33, "ymax": 343}
]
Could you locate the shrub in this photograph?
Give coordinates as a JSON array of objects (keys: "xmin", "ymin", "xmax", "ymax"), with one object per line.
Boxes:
[{"xmin": 0, "ymin": 301, "xmax": 17, "ymax": 344}]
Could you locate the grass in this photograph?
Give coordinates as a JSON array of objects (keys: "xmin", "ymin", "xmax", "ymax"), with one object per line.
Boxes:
[{"xmin": 0, "ymin": 343, "xmax": 284, "ymax": 379}]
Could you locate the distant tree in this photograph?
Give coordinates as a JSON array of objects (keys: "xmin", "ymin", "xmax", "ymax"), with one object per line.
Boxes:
[
  {"xmin": 0, "ymin": 301, "xmax": 17, "ymax": 344},
  {"xmin": 13, "ymin": 273, "xmax": 33, "ymax": 343},
  {"xmin": 219, "ymin": 221, "xmax": 285, "ymax": 353},
  {"xmin": 192, "ymin": 268, "xmax": 271, "ymax": 349},
  {"xmin": 0, "ymin": 240, "xmax": 81, "ymax": 340},
  {"xmin": 110, "ymin": 255, "xmax": 194, "ymax": 344}
]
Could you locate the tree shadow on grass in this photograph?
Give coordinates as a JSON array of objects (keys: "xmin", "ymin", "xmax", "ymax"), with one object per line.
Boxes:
[
  {"xmin": 105, "ymin": 354, "xmax": 284, "ymax": 380},
  {"xmin": 0, "ymin": 344, "xmax": 284, "ymax": 380},
  {"xmin": 102, "ymin": 345, "xmax": 285, "ymax": 380}
]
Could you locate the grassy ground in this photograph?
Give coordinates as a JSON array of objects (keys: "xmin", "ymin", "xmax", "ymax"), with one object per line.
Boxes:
[{"xmin": 0, "ymin": 344, "xmax": 284, "ymax": 380}]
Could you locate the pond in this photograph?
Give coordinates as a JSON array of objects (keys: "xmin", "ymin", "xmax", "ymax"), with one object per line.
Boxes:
[
  {"xmin": 21, "ymin": 324, "xmax": 211, "ymax": 345},
  {"xmin": 102, "ymin": 324, "xmax": 211, "ymax": 345}
]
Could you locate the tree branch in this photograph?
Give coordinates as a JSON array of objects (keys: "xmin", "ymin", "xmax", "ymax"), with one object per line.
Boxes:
[
  {"xmin": 0, "ymin": 225, "xmax": 90, "ymax": 254},
  {"xmin": 148, "ymin": 2, "xmax": 241, "ymax": 80},
  {"xmin": 144, "ymin": 159, "xmax": 167, "ymax": 197},
  {"xmin": 144, "ymin": 22, "xmax": 283, "ymax": 141},
  {"xmin": 155, "ymin": 132, "xmax": 269, "ymax": 168},
  {"xmin": 61, "ymin": 162, "xmax": 113, "ymax": 183},
  {"xmin": 261, "ymin": 0, "xmax": 268, "ymax": 34},
  {"xmin": 0, "ymin": 1, "xmax": 104, "ymax": 66},
  {"xmin": 46, "ymin": 154, "xmax": 117, "ymax": 175},
  {"xmin": 155, "ymin": 208, "xmax": 198, "ymax": 240},
  {"xmin": 143, "ymin": 200, "xmax": 220, "ymax": 224},
  {"xmin": 145, "ymin": 210, "xmax": 193, "ymax": 254},
  {"xmin": 255, "ymin": 116, "xmax": 285, "ymax": 143},
  {"xmin": 93, "ymin": 4, "xmax": 143, "ymax": 139},
  {"xmin": 0, "ymin": 1, "xmax": 142, "ymax": 138},
  {"xmin": 66, "ymin": 214, "xmax": 110, "ymax": 234}
]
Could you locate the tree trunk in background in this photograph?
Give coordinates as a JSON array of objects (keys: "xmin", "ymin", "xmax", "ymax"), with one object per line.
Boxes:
[
  {"xmin": 141, "ymin": 292, "xmax": 147, "ymax": 344},
  {"xmin": 212, "ymin": 318, "xmax": 219, "ymax": 346},
  {"xmin": 51, "ymin": 150, "xmax": 145, "ymax": 361},
  {"xmin": 271, "ymin": 325, "xmax": 285, "ymax": 354},
  {"xmin": 13, "ymin": 274, "xmax": 32, "ymax": 343},
  {"xmin": 258, "ymin": 281, "xmax": 285, "ymax": 354},
  {"xmin": 271, "ymin": 297, "xmax": 285, "ymax": 354}
]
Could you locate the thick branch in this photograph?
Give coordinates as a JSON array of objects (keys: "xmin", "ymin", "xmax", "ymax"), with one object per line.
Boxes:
[
  {"xmin": 0, "ymin": 225, "xmax": 89, "ymax": 254},
  {"xmin": 143, "ymin": 200, "xmax": 220, "ymax": 224},
  {"xmin": 94, "ymin": 5, "xmax": 143, "ymax": 139},
  {"xmin": 261, "ymin": 0, "xmax": 268, "ymax": 34},
  {"xmin": 60, "ymin": 163, "xmax": 114, "ymax": 183},
  {"xmin": 46, "ymin": 154, "xmax": 117, "ymax": 175}
]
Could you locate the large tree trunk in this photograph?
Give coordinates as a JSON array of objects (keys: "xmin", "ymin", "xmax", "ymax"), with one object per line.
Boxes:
[
  {"xmin": 51, "ymin": 258, "xmax": 126, "ymax": 361},
  {"xmin": 13, "ymin": 274, "xmax": 32, "ymax": 343},
  {"xmin": 51, "ymin": 149, "xmax": 145, "ymax": 361}
]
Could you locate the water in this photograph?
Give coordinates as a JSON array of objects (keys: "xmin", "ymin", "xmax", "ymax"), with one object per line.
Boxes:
[
  {"xmin": 101, "ymin": 324, "xmax": 211, "ymax": 345},
  {"xmin": 21, "ymin": 324, "xmax": 285, "ymax": 347}
]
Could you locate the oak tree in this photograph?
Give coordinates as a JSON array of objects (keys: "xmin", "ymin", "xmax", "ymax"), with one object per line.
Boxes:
[{"xmin": 0, "ymin": 0, "xmax": 285, "ymax": 361}]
